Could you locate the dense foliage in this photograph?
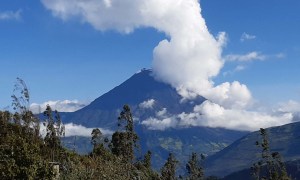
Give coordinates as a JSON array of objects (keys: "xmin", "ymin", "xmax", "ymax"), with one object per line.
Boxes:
[{"xmin": 0, "ymin": 78, "xmax": 295, "ymax": 179}]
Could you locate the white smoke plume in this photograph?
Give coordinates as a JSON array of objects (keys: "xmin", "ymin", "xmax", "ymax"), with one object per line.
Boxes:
[
  {"xmin": 41, "ymin": 0, "xmax": 294, "ymax": 131},
  {"xmin": 41, "ymin": 0, "xmax": 250, "ymax": 105}
]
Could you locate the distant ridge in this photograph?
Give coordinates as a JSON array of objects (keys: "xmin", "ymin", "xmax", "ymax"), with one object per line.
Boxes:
[{"xmin": 205, "ymin": 121, "xmax": 300, "ymax": 177}]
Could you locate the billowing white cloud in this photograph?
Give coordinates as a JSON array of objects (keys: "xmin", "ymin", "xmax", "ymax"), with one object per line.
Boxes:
[
  {"xmin": 240, "ymin": 32, "xmax": 256, "ymax": 42},
  {"xmin": 42, "ymin": 0, "xmax": 293, "ymax": 131},
  {"xmin": 202, "ymin": 81, "xmax": 252, "ymax": 109},
  {"xmin": 40, "ymin": 123, "xmax": 113, "ymax": 137},
  {"xmin": 139, "ymin": 99, "xmax": 155, "ymax": 109},
  {"xmin": 30, "ymin": 100, "xmax": 89, "ymax": 113},
  {"xmin": 0, "ymin": 9, "xmax": 22, "ymax": 21},
  {"xmin": 142, "ymin": 101, "xmax": 293, "ymax": 131},
  {"xmin": 189, "ymin": 101, "xmax": 292, "ymax": 131},
  {"xmin": 41, "ymin": 0, "xmax": 233, "ymax": 101},
  {"xmin": 225, "ymin": 51, "xmax": 266, "ymax": 62},
  {"xmin": 142, "ymin": 117, "xmax": 177, "ymax": 131}
]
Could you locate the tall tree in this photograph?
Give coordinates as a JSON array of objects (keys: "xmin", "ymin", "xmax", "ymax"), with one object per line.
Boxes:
[
  {"xmin": 111, "ymin": 105, "xmax": 139, "ymax": 163},
  {"xmin": 91, "ymin": 128, "xmax": 103, "ymax": 149},
  {"xmin": 11, "ymin": 77, "xmax": 30, "ymax": 114},
  {"xmin": 142, "ymin": 150, "xmax": 152, "ymax": 169},
  {"xmin": 161, "ymin": 153, "xmax": 178, "ymax": 180},
  {"xmin": 0, "ymin": 78, "xmax": 53, "ymax": 179},
  {"xmin": 251, "ymin": 128, "xmax": 290, "ymax": 180},
  {"xmin": 186, "ymin": 152, "xmax": 205, "ymax": 180},
  {"xmin": 11, "ymin": 77, "xmax": 40, "ymax": 135},
  {"xmin": 43, "ymin": 105, "xmax": 65, "ymax": 162}
]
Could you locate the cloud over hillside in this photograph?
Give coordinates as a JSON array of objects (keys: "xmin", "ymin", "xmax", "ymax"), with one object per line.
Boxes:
[{"xmin": 41, "ymin": 0, "xmax": 297, "ymax": 131}]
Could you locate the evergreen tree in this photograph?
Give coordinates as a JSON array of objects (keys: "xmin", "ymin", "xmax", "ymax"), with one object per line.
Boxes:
[
  {"xmin": 91, "ymin": 128, "xmax": 103, "ymax": 148},
  {"xmin": 251, "ymin": 128, "xmax": 290, "ymax": 180},
  {"xmin": 161, "ymin": 153, "xmax": 178, "ymax": 180},
  {"xmin": 186, "ymin": 152, "xmax": 205, "ymax": 180},
  {"xmin": 143, "ymin": 150, "xmax": 152, "ymax": 169},
  {"xmin": 111, "ymin": 105, "xmax": 139, "ymax": 163}
]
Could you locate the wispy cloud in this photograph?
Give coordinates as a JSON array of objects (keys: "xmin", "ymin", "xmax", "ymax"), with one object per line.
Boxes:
[
  {"xmin": 30, "ymin": 100, "xmax": 90, "ymax": 114},
  {"xmin": 274, "ymin": 53, "xmax": 286, "ymax": 59},
  {"xmin": 0, "ymin": 9, "xmax": 22, "ymax": 21},
  {"xmin": 278, "ymin": 100, "xmax": 300, "ymax": 114},
  {"xmin": 240, "ymin": 32, "xmax": 256, "ymax": 42},
  {"xmin": 223, "ymin": 52, "xmax": 286, "ymax": 75},
  {"xmin": 225, "ymin": 51, "xmax": 266, "ymax": 62},
  {"xmin": 223, "ymin": 65, "xmax": 246, "ymax": 76}
]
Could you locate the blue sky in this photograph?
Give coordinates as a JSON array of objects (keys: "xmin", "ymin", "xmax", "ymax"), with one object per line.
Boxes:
[{"xmin": 1, "ymin": 0, "xmax": 300, "ymax": 112}]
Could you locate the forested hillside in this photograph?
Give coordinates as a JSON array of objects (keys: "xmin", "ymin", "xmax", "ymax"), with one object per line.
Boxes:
[
  {"xmin": 0, "ymin": 79, "xmax": 205, "ymax": 179},
  {"xmin": 0, "ymin": 78, "xmax": 295, "ymax": 180}
]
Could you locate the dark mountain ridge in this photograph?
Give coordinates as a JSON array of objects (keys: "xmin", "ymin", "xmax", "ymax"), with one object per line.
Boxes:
[
  {"xmin": 205, "ymin": 121, "xmax": 300, "ymax": 177},
  {"xmin": 61, "ymin": 69, "xmax": 205, "ymax": 128}
]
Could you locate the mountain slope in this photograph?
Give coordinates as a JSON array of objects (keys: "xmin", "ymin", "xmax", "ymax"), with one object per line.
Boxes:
[
  {"xmin": 205, "ymin": 121, "xmax": 300, "ymax": 177},
  {"xmin": 61, "ymin": 69, "xmax": 205, "ymax": 128},
  {"xmin": 222, "ymin": 159, "xmax": 300, "ymax": 180},
  {"xmin": 59, "ymin": 69, "xmax": 248, "ymax": 170}
]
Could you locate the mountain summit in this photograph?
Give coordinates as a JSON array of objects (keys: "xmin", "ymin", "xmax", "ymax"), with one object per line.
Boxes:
[
  {"xmin": 61, "ymin": 69, "xmax": 248, "ymax": 170},
  {"xmin": 62, "ymin": 69, "xmax": 205, "ymax": 129}
]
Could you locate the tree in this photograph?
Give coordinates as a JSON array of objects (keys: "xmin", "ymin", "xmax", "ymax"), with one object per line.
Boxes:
[
  {"xmin": 91, "ymin": 128, "xmax": 103, "ymax": 148},
  {"xmin": 11, "ymin": 77, "xmax": 40, "ymax": 135},
  {"xmin": 0, "ymin": 78, "xmax": 54, "ymax": 179},
  {"xmin": 161, "ymin": 153, "xmax": 178, "ymax": 180},
  {"xmin": 186, "ymin": 152, "xmax": 205, "ymax": 180},
  {"xmin": 11, "ymin": 77, "xmax": 30, "ymax": 114},
  {"xmin": 143, "ymin": 150, "xmax": 152, "ymax": 169},
  {"xmin": 43, "ymin": 105, "xmax": 65, "ymax": 162},
  {"xmin": 3, "ymin": 126, "xmax": 52, "ymax": 179},
  {"xmin": 251, "ymin": 128, "xmax": 290, "ymax": 180},
  {"xmin": 111, "ymin": 105, "xmax": 139, "ymax": 163}
]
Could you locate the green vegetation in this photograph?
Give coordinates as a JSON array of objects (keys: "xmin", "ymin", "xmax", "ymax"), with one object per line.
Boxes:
[
  {"xmin": 1, "ymin": 78, "xmax": 296, "ymax": 179},
  {"xmin": 186, "ymin": 152, "xmax": 205, "ymax": 180},
  {"xmin": 251, "ymin": 128, "xmax": 291, "ymax": 180}
]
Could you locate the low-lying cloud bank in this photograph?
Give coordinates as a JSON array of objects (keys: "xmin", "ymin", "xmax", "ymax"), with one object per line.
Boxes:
[
  {"xmin": 40, "ymin": 123, "xmax": 113, "ymax": 137},
  {"xmin": 30, "ymin": 100, "xmax": 89, "ymax": 114},
  {"xmin": 141, "ymin": 100, "xmax": 294, "ymax": 131}
]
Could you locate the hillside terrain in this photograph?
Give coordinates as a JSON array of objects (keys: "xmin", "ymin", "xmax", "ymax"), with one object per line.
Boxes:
[
  {"xmin": 205, "ymin": 121, "xmax": 300, "ymax": 177},
  {"xmin": 60, "ymin": 69, "xmax": 248, "ymax": 169}
]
